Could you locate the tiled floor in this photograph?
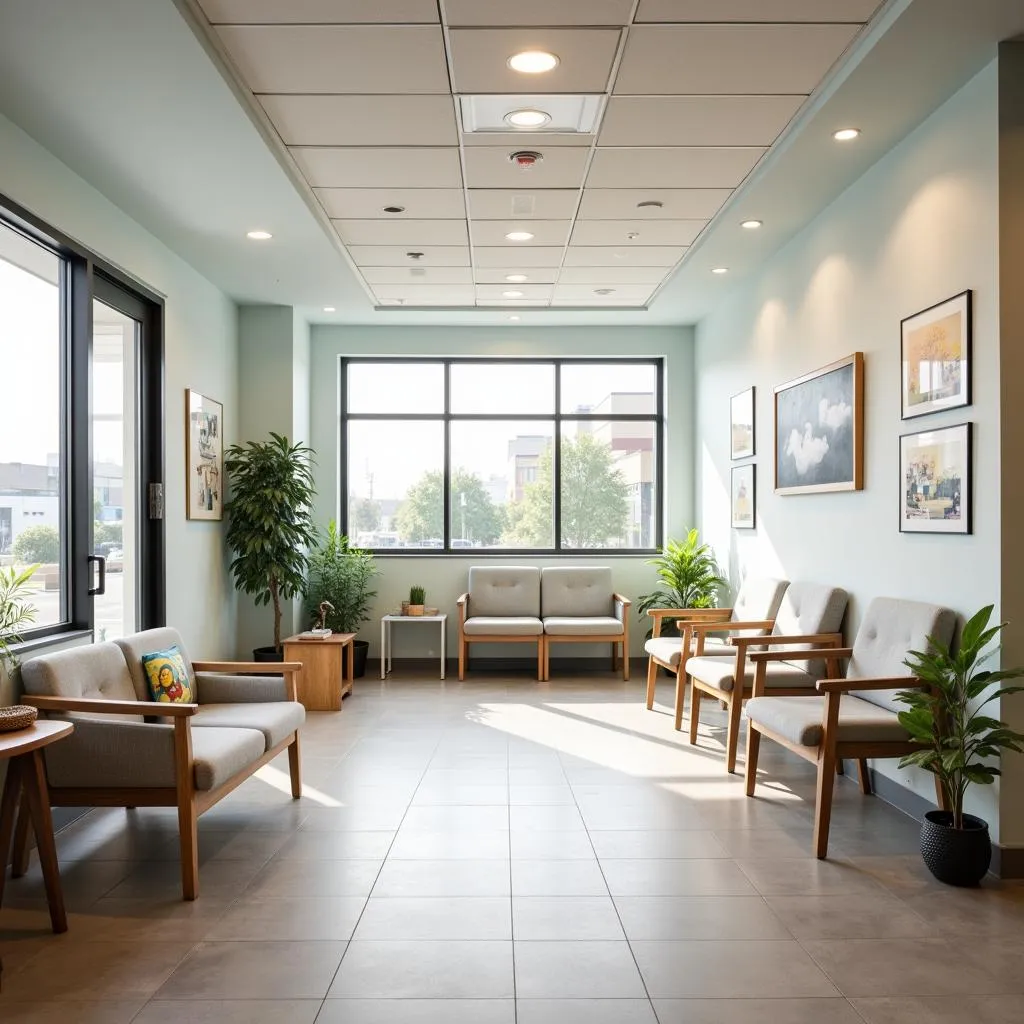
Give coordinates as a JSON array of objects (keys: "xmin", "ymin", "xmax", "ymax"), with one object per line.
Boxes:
[{"xmin": 2, "ymin": 671, "xmax": 1023, "ymax": 1023}]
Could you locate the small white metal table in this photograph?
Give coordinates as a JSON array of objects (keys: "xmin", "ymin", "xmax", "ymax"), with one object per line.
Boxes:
[{"xmin": 380, "ymin": 613, "xmax": 447, "ymax": 680}]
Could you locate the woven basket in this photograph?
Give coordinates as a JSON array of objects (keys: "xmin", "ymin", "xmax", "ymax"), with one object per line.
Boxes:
[{"xmin": 0, "ymin": 705, "xmax": 38, "ymax": 732}]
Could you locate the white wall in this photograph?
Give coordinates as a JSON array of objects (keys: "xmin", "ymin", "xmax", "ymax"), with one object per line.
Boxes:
[
  {"xmin": 695, "ymin": 65, "xmax": 1002, "ymax": 832},
  {"xmin": 309, "ymin": 325, "xmax": 695, "ymax": 661},
  {"xmin": 0, "ymin": 111, "xmax": 239, "ymax": 664}
]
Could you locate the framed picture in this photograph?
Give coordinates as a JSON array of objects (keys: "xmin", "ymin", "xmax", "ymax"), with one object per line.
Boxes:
[
  {"xmin": 899, "ymin": 422, "xmax": 971, "ymax": 534},
  {"xmin": 774, "ymin": 352, "xmax": 864, "ymax": 495},
  {"xmin": 901, "ymin": 290, "xmax": 971, "ymax": 419},
  {"xmin": 186, "ymin": 389, "xmax": 223, "ymax": 521},
  {"xmin": 731, "ymin": 464, "xmax": 756, "ymax": 529},
  {"xmin": 730, "ymin": 386, "xmax": 755, "ymax": 459}
]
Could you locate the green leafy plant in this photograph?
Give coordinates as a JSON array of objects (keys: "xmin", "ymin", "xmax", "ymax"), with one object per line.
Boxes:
[
  {"xmin": 12, "ymin": 525, "xmax": 60, "ymax": 564},
  {"xmin": 225, "ymin": 433, "xmax": 317, "ymax": 653},
  {"xmin": 897, "ymin": 605, "xmax": 1024, "ymax": 830},
  {"xmin": 304, "ymin": 522, "xmax": 379, "ymax": 634},
  {"xmin": 409, "ymin": 585, "xmax": 426, "ymax": 606},
  {"xmin": 0, "ymin": 564, "xmax": 39, "ymax": 668},
  {"xmin": 637, "ymin": 529, "xmax": 726, "ymax": 624}
]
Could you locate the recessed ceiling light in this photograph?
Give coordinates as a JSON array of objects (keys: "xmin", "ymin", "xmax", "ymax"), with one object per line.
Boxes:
[
  {"xmin": 406, "ymin": 251, "xmax": 425, "ymax": 259},
  {"xmin": 503, "ymin": 290, "xmax": 525, "ymax": 298},
  {"xmin": 508, "ymin": 314, "xmax": 521, "ymax": 321},
  {"xmin": 246, "ymin": 230, "xmax": 272, "ymax": 240},
  {"xmin": 505, "ymin": 108, "xmax": 551, "ymax": 129},
  {"xmin": 322, "ymin": 306, "xmax": 336, "ymax": 312},
  {"xmin": 626, "ymin": 231, "xmax": 640, "ymax": 240},
  {"xmin": 833, "ymin": 128, "xmax": 861, "ymax": 141},
  {"xmin": 741, "ymin": 219, "xmax": 763, "ymax": 230},
  {"xmin": 382, "ymin": 205, "xmax": 406, "ymax": 214},
  {"xmin": 594, "ymin": 288, "xmax": 615, "ymax": 295},
  {"xmin": 505, "ymin": 274, "xmax": 529, "ymax": 283},
  {"xmin": 636, "ymin": 200, "xmax": 664, "ymax": 209},
  {"xmin": 505, "ymin": 230, "xmax": 534, "ymax": 242},
  {"xmin": 508, "ymin": 50, "xmax": 559, "ymax": 74},
  {"xmin": 711, "ymin": 267, "xmax": 729, "ymax": 274}
]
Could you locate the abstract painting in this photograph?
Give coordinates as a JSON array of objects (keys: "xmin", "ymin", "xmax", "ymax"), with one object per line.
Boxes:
[
  {"xmin": 731, "ymin": 464, "xmax": 755, "ymax": 529},
  {"xmin": 774, "ymin": 353, "xmax": 864, "ymax": 495},
  {"xmin": 901, "ymin": 291, "xmax": 971, "ymax": 419},
  {"xmin": 900, "ymin": 422, "xmax": 971, "ymax": 534},
  {"xmin": 731, "ymin": 386, "xmax": 755, "ymax": 459},
  {"xmin": 186, "ymin": 389, "xmax": 223, "ymax": 521}
]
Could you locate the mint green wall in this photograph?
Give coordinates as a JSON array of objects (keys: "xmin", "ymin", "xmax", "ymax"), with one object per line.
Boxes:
[{"xmin": 308, "ymin": 325, "xmax": 695, "ymax": 661}]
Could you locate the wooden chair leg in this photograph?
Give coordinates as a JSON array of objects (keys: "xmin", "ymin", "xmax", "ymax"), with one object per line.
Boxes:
[
  {"xmin": 673, "ymin": 667, "xmax": 686, "ymax": 731},
  {"xmin": 622, "ymin": 640, "xmax": 630, "ymax": 682},
  {"xmin": 0, "ymin": 759, "xmax": 22, "ymax": 907},
  {"xmin": 814, "ymin": 745, "xmax": 839, "ymax": 859},
  {"xmin": 856, "ymin": 759, "xmax": 872, "ymax": 795},
  {"xmin": 744, "ymin": 721, "xmax": 761, "ymax": 797},
  {"xmin": 836, "ymin": 759, "xmax": 845, "ymax": 776},
  {"xmin": 688, "ymin": 686, "xmax": 702, "ymax": 745},
  {"xmin": 537, "ymin": 639, "xmax": 545, "ymax": 682},
  {"xmin": 612, "ymin": 642, "xmax": 618, "ymax": 673},
  {"xmin": 725, "ymin": 692, "xmax": 744, "ymax": 774},
  {"xmin": 21, "ymin": 751, "xmax": 67, "ymax": 933},
  {"xmin": 177, "ymin": 798, "xmax": 199, "ymax": 901},
  {"xmin": 459, "ymin": 638, "xmax": 466, "ymax": 681},
  {"xmin": 12, "ymin": 799, "xmax": 31, "ymax": 877},
  {"xmin": 288, "ymin": 734, "xmax": 302, "ymax": 799},
  {"xmin": 645, "ymin": 657, "xmax": 658, "ymax": 710}
]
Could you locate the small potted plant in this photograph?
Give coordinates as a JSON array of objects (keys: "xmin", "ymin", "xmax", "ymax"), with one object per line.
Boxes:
[
  {"xmin": 897, "ymin": 604, "xmax": 1024, "ymax": 886},
  {"xmin": 304, "ymin": 522, "xmax": 379, "ymax": 677},
  {"xmin": 408, "ymin": 586, "xmax": 426, "ymax": 616},
  {"xmin": 1, "ymin": 564, "xmax": 39, "ymax": 669},
  {"xmin": 637, "ymin": 529, "xmax": 726, "ymax": 624}
]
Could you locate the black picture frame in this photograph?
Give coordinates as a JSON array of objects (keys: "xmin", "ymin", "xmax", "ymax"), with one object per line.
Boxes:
[
  {"xmin": 899, "ymin": 422, "xmax": 972, "ymax": 535},
  {"xmin": 901, "ymin": 290, "xmax": 972, "ymax": 420},
  {"xmin": 731, "ymin": 464, "xmax": 756, "ymax": 529}
]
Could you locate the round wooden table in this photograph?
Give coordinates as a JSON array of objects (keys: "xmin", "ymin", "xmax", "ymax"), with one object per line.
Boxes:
[{"xmin": 0, "ymin": 719, "xmax": 74, "ymax": 934}]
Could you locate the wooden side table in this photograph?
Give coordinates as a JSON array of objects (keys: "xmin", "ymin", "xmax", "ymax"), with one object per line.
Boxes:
[
  {"xmin": 282, "ymin": 633, "xmax": 357, "ymax": 711},
  {"xmin": 0, "ymin": 719, "xmax": 74, "ymax": 934}
]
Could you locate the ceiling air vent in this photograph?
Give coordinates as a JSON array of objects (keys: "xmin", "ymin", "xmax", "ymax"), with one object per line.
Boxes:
[{"xmin": 511, "ymin": 194, "xmax": 536, "ymax": 217}]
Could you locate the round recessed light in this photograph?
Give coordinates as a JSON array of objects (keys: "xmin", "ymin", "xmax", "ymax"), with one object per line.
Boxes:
[
  {"xmin": 741, "ymin": 219, "xmax": 763, "ymax": 230},
  {"xmin": 833, "ymin": 127, "xmax": 861, "ymax": 141},
  {"xmin": 505, "ymin": 230, "xmax": 534, "ymax": 242},
  {"xmin": 505, "ymin": 274, "xmax": 529, "ymax": 283},
  {"xmin": 503, "ymin": 290, "xmax": 525, "ymax": 299},
  {"xmin": 711, "ymin": 267, "xmax": 729, "ymax": 275},
  {"xmin": 382, "ymin": 205, "xmax": 406, "ymax": 214},
  {"xmin": 508, "ymin": 314, "xmax": 521, "ymax": 321},
  {"xmin": 322, "ymin": 306, "xmax": 336, "ymax": 312},
  {"xmin": 505, "ymin": 108, "xmax": 551, "ymax": 129},
  {"xmin": 508, "ymin": 50, "xmax": 559, "ymax": 74},
  {"xmin": 594, "ymin": 288, "xmax": 615, "ymax": 295},
  {"xmin": 246, "ymin": 230, "xmax": 272, "ymax": 240},
  {"xmin": 626, "ymin": 231, "xmax": 640, "ymax": 240}
]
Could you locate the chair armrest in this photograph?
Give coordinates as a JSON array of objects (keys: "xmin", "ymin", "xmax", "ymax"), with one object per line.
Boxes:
[
  {"xmin": 613, "ymin": 594, "xmax": 631, "ymax": 621},
  {"xmin": 24, "ymin": 695, "xmax": 198, "ymax": 717},
  {"xmin": 816, "ymin": 676, "xmax": 919, "ymax": 694},
  {"xmin": 191, "ymin": 661, "xmax": 301, "ymax": 675},
  {"xmin": 649, "ymin": 608, "xmax": 731, "ymax": 620},
  {"xmin": 457, "ymin": 593, "xmax": 469, "ymax": 627},
  {"xmin": 732, "ymin": 633, "xmax": 843, "ymax": 649},
  {"xmin": 748, "ymin": 646, "xmax": 851, "ymax": 664},
  {"xmin": 689, "ymin": 619, "xmax": 775, "ymax": 635}
]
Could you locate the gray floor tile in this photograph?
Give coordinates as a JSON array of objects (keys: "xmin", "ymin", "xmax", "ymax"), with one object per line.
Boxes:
[
  {"xmin": 614, "ymin": 895, "xmax": 790, "ymax": 940},
  {"xmin": 0, "ymin": 1002, "xmax": 145, "ymax": 1023},
  {"xmin": 510, "ymin": 805, "xmax": 586, "ymax": 832},
  {"xmin": 851, "ymin": 995, "xmax": 1024, "ymax": 1024},
  {"xmin": 654, "ymin": 998, "xmax": 864, "ymax": 1023},
  {"xmin": 388, "ymin": 830, "xmax": 510, "ymax": 859},
  {"xmin": 274, "ymin": 831, "xmax": 396, "ymax": 861},
  {"xmin": 513, "ymin": 940, "xmax": 647, "ymax": 998},
  {"xmin": 401, "ymin": 806, "xmax": 510, "ymax": 832},
  {"xmin": 315, "ymin": 999, "xmax": 515, "ymax": 1023},
  {"xmin": 516, "ymin": 999, "xmax": 658, "ymax": 1024},
  {"xmin": 206, "ymin": 896, "xmax": 367, "ymax": 941},
  {"xmin": 511, "ymin": 859, "xmax": 609, "ymax": 896},
  {"xmin": 510, "ymin": 832, "xmax": 596, "ymax": 860},
  {"xmin": 372, "ymin": 859, "xmax": 511, "ymax": 896},
  {"xmin": 590, "ymin": 830, "xmax": 729, "ymax": 860},
  {"xmin": 601, "ymin": 858, "xmax": 758, "ymax": 896},
  {"xmin": 248, "ymin": 858, "xmax": 382, "ymax": 897},
  {"xmin": 735, "ymin": 856, "xmax": 889, "ymax": 896},
  {"xmin": 764, "ymin": 894, "xmax": 928, "ymax": 939},
  {"xmin": 513, "ymin": 896, "xmax": 625, "ymax": 939},
  {"xmin": 353, "ymin": 897, "xmax": 512, "ymax": 939},
  {"xmin": 133, "ymin": 1000, "xmax": 321, "ymax": 1023}
]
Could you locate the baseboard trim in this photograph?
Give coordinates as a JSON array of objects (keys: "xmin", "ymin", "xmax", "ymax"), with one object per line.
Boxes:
[{"xmin": 376, "ymin": 656, "xmax": 644, "ymax": 675}]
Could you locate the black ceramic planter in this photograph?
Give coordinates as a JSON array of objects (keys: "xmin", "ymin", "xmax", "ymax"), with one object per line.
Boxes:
[
  {"xmin": 351, "ymin": 640, "xmax": 369, "ymax": 679},
  {"xmin": 253, "ymin": 645, "xmax": 284, "ymax": 663},
  {"xmin": 920, "ymin": 810, "xmax": 992, "ymax": 887}
]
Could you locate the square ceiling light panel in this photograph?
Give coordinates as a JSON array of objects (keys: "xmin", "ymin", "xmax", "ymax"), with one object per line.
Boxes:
[
  {"xmin": 634, "ymin": 0, "xmax": 881, "ymax": 21},
  {"xmin": 461, "ymin": 94, "xmax": 604, "ymax": 136},
  {"xmin": 445, "ymin": 0, "xmax": 635, "ymax": 26},
  {"xmin": 448, "ymin": 29, "xmax": 621, "ymax": 94},
  {"xmin": 199, "ymin": 0, "xmax": 440, "ymax": 23}
]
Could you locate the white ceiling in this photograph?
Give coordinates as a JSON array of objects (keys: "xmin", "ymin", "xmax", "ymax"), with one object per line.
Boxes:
[{"xmin": 196, "ymin": 0, "xmax": 880, "ymax": 310}]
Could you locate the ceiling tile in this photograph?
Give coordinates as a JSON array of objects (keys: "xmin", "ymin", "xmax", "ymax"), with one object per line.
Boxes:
[
  {"xmin": 199, "ymin": 0, "xmax": 440, "ymax": 23},
  {"xmin": 599, "ymin": 95, "xmax": 804, "ymax": 147},
  {"xmin": 447, "ymin": 29, "xmax": 621, "ymax": 94},
  {"xmin": 474, "ymin": 268, "xmax": 560, "ymax": 284},
  {"xmin": 472, "ymin": 220, "xmax": 571, "ymax": 246},
  {"xmin": 557, "ymin": 266, "xmax": 667, "ymax": 285},
  {"xmin": 260, "ymin": 95, "xmax": 457, "ymax": 147},
  {"xmin": 291, "ymin": 148, "xmax": 462, "ymax": 188},
  {"xmin": 469, "ymin": 189, "xmax": 580, "ymax": 220},
  {"xmin": 445, "ymin": 0, "xmax": 634, "ymax": 26},
  {"xmin": 475, "ymin": 284, "xmax": 554, "ymax": 301},
  {"xmin": 463, "ymin": 146, "xmax": 589, "ymax": 189},
  {"xmin": 372, "ymin": 285, "xmax": 477, "ymax": 304},
  {"xmin": 563, "ymin": 246, "xmax": 684, "ymax": 267},
  {"xmin": 553, "ymin": 283, "xmax": 654, "ymax": 303},
  {"xmin": 587, "ymin": 148, "xmax": 764, "ymax": 189},
  {"xmin": 315, "ymin": 188, "xmax": 466, "ymax": 220},
  {"xmin": 349, "ymin": 246, "xmax": 470, "ymax": 267},
  {"xmin": 615, "ymin": 24, "xmax": 862, "ymax": 95},
  {"xmin": 634, "ymin": 0, "xmax": 880, "ymax": 22},
  {"xmin": 570, "ymin": 219, "xmax": 706, "ymax": 246},
  {"xmin": 463, "ymin": 131, "xmax": 591, "ymax": 148},
  {"xmin": 578, "ymin": 188, "xmax": 731, "ymax": 220},
  {"xmin": 334, "ymin": 219, "xmax": 469, "ymax": 246},
  {"xmin": 215, "ymin": 25, "xmax": 449, "ymax": 94},
  {"xmin": 474, "ymin": 247, "xmax": 566, "ymax": 268},
  {"xmin": 361, "ymin": 266, "xmax": 473, "ymax": 285}
]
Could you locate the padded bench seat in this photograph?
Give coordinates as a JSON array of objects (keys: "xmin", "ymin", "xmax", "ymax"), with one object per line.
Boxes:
[
  {"xmin": 745, "ymin": 694, "xmax": 913, "ymax": 748},
  {"xmin": 463, "ymin": 616, "xmax": 543, "ymax": 636}
]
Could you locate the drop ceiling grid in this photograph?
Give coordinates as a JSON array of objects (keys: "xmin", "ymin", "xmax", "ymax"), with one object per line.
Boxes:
[{"xmin": 196, "ymin": 0, "xmax": 879, "ymax": 311}]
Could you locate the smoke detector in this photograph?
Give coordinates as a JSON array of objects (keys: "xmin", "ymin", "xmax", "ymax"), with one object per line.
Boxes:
[{"xmin": 509, "ymin": 150, "xmax": 543, "ymax": 169}]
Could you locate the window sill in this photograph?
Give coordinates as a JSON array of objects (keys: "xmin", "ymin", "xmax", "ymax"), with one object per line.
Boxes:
[{"xmin": 6, "ymin": 628, "xmax": 94, "ymax": 660}]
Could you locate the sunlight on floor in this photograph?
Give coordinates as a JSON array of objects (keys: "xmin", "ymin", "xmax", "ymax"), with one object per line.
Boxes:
[{"xmin": 253, "ymin": 764, "xmax": 342, "ymax": 807}]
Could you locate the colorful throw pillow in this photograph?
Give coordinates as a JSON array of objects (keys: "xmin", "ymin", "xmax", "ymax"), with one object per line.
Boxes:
[{"xmin": 141, "ymin": 646, "xmax": 193, "ymax": 704}]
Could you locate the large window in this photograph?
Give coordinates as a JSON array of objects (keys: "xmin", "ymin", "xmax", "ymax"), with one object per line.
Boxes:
[{"xmin": 341, "ymin": 359, "xmax": 662, "ymax": 553}]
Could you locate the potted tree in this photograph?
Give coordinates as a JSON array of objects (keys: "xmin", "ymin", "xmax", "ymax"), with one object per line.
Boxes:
[
  {"xmin": 225, "ymin": 433, "xmax": 317, "ymax": 660},
  {"xmin": 304, "ymin": 522, "xmax": 379, "ymax": 678},
  {"xmin": 897, "ymin": 605, "xmax": 1024, "ymax": 886},
  {"xmin": 637, "ymin": 528, "xmax": 726, "ymax": 629}
]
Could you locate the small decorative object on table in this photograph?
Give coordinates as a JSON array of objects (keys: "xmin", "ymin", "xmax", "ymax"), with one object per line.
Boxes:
[
  {"xmin": 897, "ymin": 604, "xmax": 1024, "ymax": 886},
  {"xmin": 408, "ymin": 585, "xmax": 426, "ymax": 616},
  {"xmin": 300, "ymin": 601, "xmax": 335, "ymax": 638},
  {"xmin": 0, "ymin": 705, "xmax": 38, "ymax": 732}
]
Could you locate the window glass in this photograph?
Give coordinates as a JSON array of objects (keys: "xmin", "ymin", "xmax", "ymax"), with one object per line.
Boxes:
[
  {"xmin": 450, "ymin": 362, "xmax": 554, "ymax": 415},
  {"xmin": 560, "ymin": 362, "xmax": 657, "ymax": 415},
  {"xmin": 347, "ymin": 362, "xmax": 444, "ymax": 414}
]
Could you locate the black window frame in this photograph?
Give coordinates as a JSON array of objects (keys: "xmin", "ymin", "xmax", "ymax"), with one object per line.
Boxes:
[
  {"xmin": 0, "ymin": 192, "xmax": 165, "ymax": 649},
  {"xmin": 339, "ymin": 356, "xmax": 664, "ymax": 556}
]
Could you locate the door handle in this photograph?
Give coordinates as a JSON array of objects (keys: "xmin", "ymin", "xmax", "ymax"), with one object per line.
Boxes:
[{"xmin": 88, "ymin": 554, "xmax": 106, "ymax": 597}]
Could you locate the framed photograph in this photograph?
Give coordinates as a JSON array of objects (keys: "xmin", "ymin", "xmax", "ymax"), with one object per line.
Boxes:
[
  {"xmin": 900, "ymin": 422, "xmax": 971, "ymax": 534},
  {"xmin": 901, "ymin": 290, "xmax": 971, "ymax": 419},
  {"xmin": 774, "ymin": 352, "xmax": 864, "ymax": 495},
  {"xmin": 730, "ymin": 386, "xmax": 755, "ymax": 459},
  {"xmin": 731, "ymin": 464, "xmax": 756, "ymax": 529},
  {"xmin": 186, "ymin": 389, "xmax": 223, "ymax": 521}
]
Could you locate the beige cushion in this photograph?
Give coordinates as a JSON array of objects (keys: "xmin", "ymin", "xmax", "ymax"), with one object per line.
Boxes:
[
  {"xmin": 544, "ymin": 616, "xmax": 623, "ymax": 636},
  {"xmin": 191, "ymin": 726, "xmax": 268, "ymax": 791},
  {"xmin": 733, "ymin": 577, "xmax": 789, "ymax": 622},
  {"xmin": 116, "ymin": 627, "xmax": 194, "ymax": 701},
  {"xmin": 463, "ymin": 616, "xmax": 543, "ymax": 637},
  {"xmin": 688, "ymin": 656, "xmax": 815, "ymax": 694},
  {"xmin": 196, "ymin": 673, "xmax": 288, "ymax": 704},
  {"xmin": 191, "ymin": 702, "xmax": 305, "ymax": 751},
  {"xmin": 467, "ymin": 566, "xmax": 541, "ymax": 617},
  {"xmin": 645, "ymin": 636, "xmax": 683, "ymax": 667},
  {"xmin": 767, "ymin": 582, "xmax": 849, "ymax": 678},
  {"xmin": 20, "ymin": 642, "xmax": 139, "ymax": 705},
  {"xmin": 541, "ymin": 567, "xmax": 613, "ymax": 617},
  {"xmin": 745, "ymin": 695, "xmax": 912, "ymax": 747}
]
